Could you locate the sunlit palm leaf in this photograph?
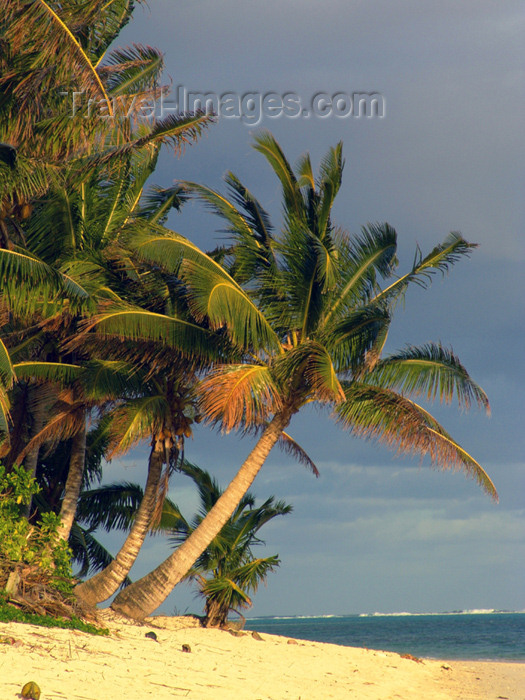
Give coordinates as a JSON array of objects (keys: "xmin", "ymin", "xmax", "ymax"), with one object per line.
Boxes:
[
  {"xmin": 131, "ymin": 224, "xmax": 279, "ymax": 350},
  {"xmin": 0, "ymin": 337, "xmax": 13, "ymax": 445},
  {"xmin": 230, "ymin": 555, "xmax": 280, "ymax": 592},
  {"xmin": 295, "ymin": 152, "xmax": 315, "ymax": 190},
  {"xmin": 78, "ymin": 308, "xmax": 214, "ymax": 360},
  {"xmin": 83, "ymin": 112, "xmax": 213, "ymax": 167},
  {"xmin": 16, "ymin": 403, "xmax": 86, "ymax": 463},
  {"xmin": 282, "ymin": 341, "xmax": 345, "ymax": 403},
  {"xmin": 104, "ymin": 395, "xmax": 171, "ymax": 457},
  {"xmin": 316, "ymin": 142, "xmax": 343, "ymax": 239},
  {"xmin": 183, "ymin": 258, "xmax": 281, "ymax": 352},
  {"xmin": 102, "ymin": 44, "xmax": 163, "ymax": 96},
  {"xmin": 0, "ymin": 247, "xmax": 90, "ymax": 309},
  {"xmin": 1, "ymin": 0, "xmax": 113, "ymax": 134},
  {"xmin": 0, "ymin": 336, "xmax": 15, "ymax": 390},
  {"xmin": 277, "ymin": 431, "xmax": 320, "ymax": 477},
  {"xmin": 198, "ymin": 364, "xmax": 282, "ymax": 432},
  {"xmin": 200, "ymin": 574, "xmax": 252, "ymax": 607},
  {"xmin": 365, "ymin": 343, "xmax": 490, "ymax": 412},
  {"xmin": 335, "ymin": 383, "xmax": 497, "ymax": 499}
]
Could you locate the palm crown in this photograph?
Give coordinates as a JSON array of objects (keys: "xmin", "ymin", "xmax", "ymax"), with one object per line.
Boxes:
[{"xmin": 177, "ymin": 131, "xmax": 494, "ymax": 496}]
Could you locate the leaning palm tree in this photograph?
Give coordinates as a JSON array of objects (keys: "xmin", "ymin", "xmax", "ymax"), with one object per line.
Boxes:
[
  {"xmin": 110, "ymin": 132, "xmax": 496, "ymax": 620},
  {"xmin": 161, "ymin": 462, "xmax": 291, "ymax": 627}
]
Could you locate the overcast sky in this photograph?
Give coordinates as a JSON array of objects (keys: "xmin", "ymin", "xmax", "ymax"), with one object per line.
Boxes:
[{"xmin": 96, "ymin": 0, "xmax": 524, "ymax": 618}]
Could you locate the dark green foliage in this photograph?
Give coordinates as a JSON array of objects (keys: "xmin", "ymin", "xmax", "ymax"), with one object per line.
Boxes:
[{"xmin": 0, "ymin": 464, "xmax": 73, "ymax": 590}]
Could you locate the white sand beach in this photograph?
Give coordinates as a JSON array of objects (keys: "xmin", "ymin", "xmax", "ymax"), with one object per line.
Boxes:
[{"xmin": 0, "ymin": 612, "xmax": 523, "ymax": 699}]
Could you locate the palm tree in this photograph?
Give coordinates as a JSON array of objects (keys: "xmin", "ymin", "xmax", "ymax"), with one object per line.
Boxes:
[
  {"xmin": 110, "ymin": 131, "xmax": 496, "ymax": 620},
  {"xmin": 161, "ymin": 462, "xmax": 291, "ymax": 627}
]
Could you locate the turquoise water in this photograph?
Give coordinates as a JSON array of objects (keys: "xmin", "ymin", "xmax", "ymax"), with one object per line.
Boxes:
[{"xmin": 244, "ymin": 611, "xmax": 525, "ymax": 661}]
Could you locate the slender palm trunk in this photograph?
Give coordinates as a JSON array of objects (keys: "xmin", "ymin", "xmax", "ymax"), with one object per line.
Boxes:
[
  {"xmin": 111, "ymin": 408, "xmax": 293, "ymax": 620},
  {"xmin": 56, "ymin": 420, "xmax": 86, "ymax": 542},
  {"xmin": 75, "ymin": 442, "xmax": 164, "ymax": 606}
]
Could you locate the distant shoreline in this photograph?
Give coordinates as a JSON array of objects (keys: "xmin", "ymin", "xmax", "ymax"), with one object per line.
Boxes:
[{"xmin": 244, "ymin": 611, "xmax": 525, "ymax": 662}]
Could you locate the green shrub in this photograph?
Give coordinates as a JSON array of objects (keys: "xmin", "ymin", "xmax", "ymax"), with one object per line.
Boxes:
[{"xmin": 0, "ymin": 464, "xmax": 73, "ymax": 594}]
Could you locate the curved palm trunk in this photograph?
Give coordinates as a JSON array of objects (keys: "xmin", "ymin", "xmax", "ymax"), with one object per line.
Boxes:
[
  {"xmin": 56, "ymin": 420, "xmax": 86, "ymax": 542},
  {"xmin": 111, "ymin": 409, "xmax": 293, "ymax": 620},
  {"xmin": 75, "ymin": 443, "xmax": 164, "ymax": 606}
]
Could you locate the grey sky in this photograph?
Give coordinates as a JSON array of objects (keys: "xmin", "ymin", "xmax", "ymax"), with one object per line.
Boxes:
[{"xmin": 95, "ymin": 0, "xmax": 524, "ymax": 617}]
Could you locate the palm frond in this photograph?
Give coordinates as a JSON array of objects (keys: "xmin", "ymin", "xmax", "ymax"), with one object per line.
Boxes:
[
  {"xmin": 365, "ymin": 343, "xmax": 490, "ymax": 412},
  {"xmin": 13, "ymin": 361, "xmax": 82, "ymax": 386},
  {"xmin": 197, "ymin": 364, "xmax": 282, "ymax": 432},
  {"xmin": 83, "ymin": 112, "xmax": 213, "ymax": 167},
  {"xmin": 104, "ymin": 396, "xmax": 171, "ymax": 457},
  {"xmin": 0, "ymin": 336, "xmax": 15, "ymax": 391},
  {"xmin": 277, "ymin": 431, "xmax": 320, "ymax": 477},
  {"xmin": 155, "ymin": 496, "xmax": 189, "ymax": 537},
  {"xmin": 252, "ymin": 130, "xmax": 304, "ymax": 221},
  {"xmin": 80, "ymin": 359, "xmax": 143, "ymax": 401},
  {"xmin": 76, "ymin": 481, "xmax": 145, "ymax": 532},
  {"xmin": 323, "ymin": 305, "xmax": 391, "ymax": 373},
  {"xmin": 0, "ymin": 247, "xmax": 90, "ymax": 315},
  {"xmin": 139, "ymin": 184, "xmax": 189, "ymax": 225},
  {"xmin": 70, "ymin": 523, "xmax": 132, "ymax": 585},
  {"xmin": 373, "ymin": 232, "xmax": 477, "ymax": 306},
  {"xmin": 316, "ymin": 141, "xmax": 344, "ymax": 239},
  {"xmin": 102, "ymin": 44, "xmax": 164, "ymax": 96},
  {"xmin": 16, "ymin": 403, "xmax": 85, "ymax": 463},
  {"xmin": 199, "ymin": 574, "xmax": 252, "ymax": 608},
  {"xmin": 76, "ymin": 307, "xmax": 214, "ymax": 361},
  {"xmin": 233, "ymin": 555, "xmax": 281, "ymax": 590},
  {"xmin": 182, "ymin": 257, "xmax": 282, "ymax": 352},
  {"xmin": 2, "ymin": 0, "xmax": 112, "ymax": 116},
  {"xmin": 0, "ymin": 388, "xmax": 10, "ymax": 434},
  {"xmin": 322, "ymin": 223, "xmax": 398, "ymax": 328},
  {"xmin": 302, "ymin": 342, "xmax": 346, "ymax": 402},
  {"xmin": 224, "ymin": 173, "xmax": 275, "ymax": 247},
  {"xmin": 179, "ymin": 462, "xmax": 223, "ymax": 515},
  {"xmin": 179, "ymin": 180, "xmax": 254, "ymax": 239},
  {"xmin": 335, "ymin": 383, "xmax": 497, "ymax": 500},
  {"xmin": 295, "ymin": 153, "xmax": 315, "ymax": 190}
]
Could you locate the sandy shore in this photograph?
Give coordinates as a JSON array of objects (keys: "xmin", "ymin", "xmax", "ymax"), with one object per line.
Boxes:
[{"xmin": 0, "ymin": 612, "xmax": 523, "ymax": 699}]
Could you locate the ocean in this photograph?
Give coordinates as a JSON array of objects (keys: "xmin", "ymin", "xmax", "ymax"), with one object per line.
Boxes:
[{"xmin": 244, "ymin": 611, "xmax": 525, "ymax": 661}]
